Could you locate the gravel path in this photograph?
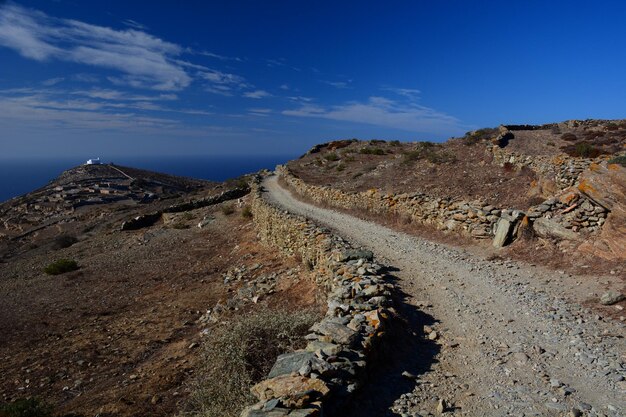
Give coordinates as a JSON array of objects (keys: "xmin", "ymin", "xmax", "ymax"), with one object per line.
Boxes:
[{"xmin": 263, "ymin": 176, "xmax": 625, "ymax": 417}]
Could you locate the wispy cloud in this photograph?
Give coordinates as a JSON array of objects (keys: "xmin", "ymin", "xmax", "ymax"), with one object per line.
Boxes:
[
  {"xmin": 243, "ymin": 89, "xmax": 271, "ymax": 99},
  {"xmin": 41, "ymin": 77, "xmax": 64, "ymax": 86},
  {"xmin": 0, "ymin": 3, "xmax": 191, "ymax": 90},
  {"xmin": 196, "ymin": 50, "xmax": 242, "ymax": 62},
  {"xmin": 283, "ymin": 96, "xmax": 467, "ymax": 135},
  {"xmin": 382, "ymin": 87, "xmax": 421, "ymax": 100},
  {"xmin": 279, "ymin": 84, "xmax": 289, "ymax": 90},
  {"xmin": 248, "ymin": 108, "xmax": 272, "ymax": 116},
  {"xmin": 122, "ymin": 19, "xmax": 148, "ymax": 31},
  {"xmin": 322, "ymin": 80, "xmax": 352, "ymax": 89}
]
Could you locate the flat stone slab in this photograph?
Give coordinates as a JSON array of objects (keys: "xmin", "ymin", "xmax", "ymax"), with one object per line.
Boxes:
[
  {"xmin": 268, "ymin": 351, "xmax": 316, "ymax": 378},
  {"xmin": 311, "ymin": 320, "xmax": 357, "ymax": 345}
]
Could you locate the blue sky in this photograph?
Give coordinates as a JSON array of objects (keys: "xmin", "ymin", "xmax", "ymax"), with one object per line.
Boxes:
[{"xmin": 1, "ymin": 1, "xmax": 625, "ymax": 159}]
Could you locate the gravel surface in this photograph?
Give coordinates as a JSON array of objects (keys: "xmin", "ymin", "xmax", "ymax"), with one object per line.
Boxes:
[{"xmin": 263, "ymin": 175, "xmax": 625, "ymax": 417}]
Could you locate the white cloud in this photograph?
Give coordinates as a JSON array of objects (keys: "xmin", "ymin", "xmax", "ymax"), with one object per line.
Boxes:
[
  {"xmin": 41, "ymin": 77, "xmax": 64, "ymax": 86},
  {"xmin": 243, "ymin": 89, "xmax": 271, "ymax": 99},
  {"xmin": 283, "ymin": 96, "xmax": 467, "ymax": 135},
  {"xmin": 0, "ymin": 3, "xmax": 191, "ymax": 90},
  {"xmin": 279, "ymin": 84, "xmax": 289, "ymax": 90}
]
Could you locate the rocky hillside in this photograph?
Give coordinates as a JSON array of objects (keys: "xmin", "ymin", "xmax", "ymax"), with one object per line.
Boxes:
[{"xmin": 286, "ymin": 119, "xmax": 626, "ymax": 268}]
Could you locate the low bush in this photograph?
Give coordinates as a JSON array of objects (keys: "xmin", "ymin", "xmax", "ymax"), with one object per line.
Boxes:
[
  {"xmin": 359, "ymin": 147, "xmax": 386, "ymax": 155},
  {"xmin": 608, "ymin": 155, "xmax": 626, "ymax": 167},
  {"xmin": 241, "ymin": 206, "xmax": 253, "ymax": 219},
  {"xmin": 0, "ymin": 398, "xmax": 52, "ymax": 417},
  {"xmin": 324, "ymin": 152, "xmax": 339, "ymax": 162},
  {"xmin": 188, "ymin": 309, "xmax": 320, "ymax": 417},
  {"xmin": 221, "ymin": 204, "xmax": 235, "ymax": 215},
  {"xmin": 44, "ymin": 259, "xmax": 78, "ymax": 275},
  {"xmin": 171, "ymin": 222, "xmax": 190, "ymax": 230},
  {"xmin": 389, "ymin": 140, "xmax": 401, "ymax": 146},
  {"xmin": 463, "ymin": 128, "xmax": 498, "ymax": 145},
  {"xmin": 402, "ymin": 142, "xmax": 454, "ymax": 164},
  {"xmin": 561, "ymin": 133, "xmax": 578, "ymax": 142}
]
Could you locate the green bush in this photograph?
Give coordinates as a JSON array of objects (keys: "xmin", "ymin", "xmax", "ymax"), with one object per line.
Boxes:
[
  {"xmin": 389, "ymin": 140, "xmax": 401, "ymax": 146},
  {"xmin": 188, "ymin": 309, "xmax": 320, "ymax": 417},
  {"xmin": 0, "ymin": 398, "xmax": 52, "ymax": 417},
  {"xmin": 44, "ymin": 259, "xmax": 78, "ymax": 275},
  {"xmin": 241, "ymin": 206, "xmax": 253, "ymax": 219},
  {"xmin": 324, "ymin": 152, "xmax": 339, "ymax": 161},
  {"xmin": 608, "ymin": 155, "xmax": 626, "ymax": 167},
  {"xmin": 402, "ymin": 142, "xmax": 454, "ymax": 164},
  {"xmin": 574, "ymin": 142, "xmax": 600, "ymax": 158},
  {"xmin": 463, "ymin": 128, "xmax": 498, "ymax": 145},
  {"xmin": 359, "ymin": 147, "xmax": 386, "ymax": 155}
]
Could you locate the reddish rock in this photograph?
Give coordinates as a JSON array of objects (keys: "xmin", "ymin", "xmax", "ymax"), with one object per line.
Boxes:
[{"xmin": 577, "ymin": 163, "xmax": 626, "ymax": 261}]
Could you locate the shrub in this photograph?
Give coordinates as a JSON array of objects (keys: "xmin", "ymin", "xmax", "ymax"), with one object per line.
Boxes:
[
  {"xmin": 53, "ymin": 235, "xmax": 78, "ymax": 250},
  {"xmin": 241, "ymin": 206, "xmax": 253, "ymax": 219},
  {"xmin": 402, "ymin": 142, "xmax": 454, "ymax": 164},
  {"xmin": 561, "ymin": 133, "xmax": 578, "ymax": 142},
  {"xmin": 463, "ymin": 128, "xmax": 498, "ymax": 145},
  {"xmin": 221, "ymin": 204, "xmax": 235, "ymax": 215},
  {"xmin": 336, "ymin": 163, "xmax": 346, "ymax": 172},
  {"xmin": 608, "ymin": 155, "xmax": 626, "ymax": 167},
  {"xmin": 44, "ymin": 259, "xmax": 78, "ymax": 275},
  {"xmin": 389, "ymin": 140, "xmax": 401, "ymax": 146},
  {"xmin": 182, "ymin": 212, "xmax": 194, "ymax": 221},
  {"xmin": 188, "ymin": 309, "xmax": 320, "ymax": 417},
  {"xmin": 359, "ymin": 147, "xmax": 386, "ymax": 155},
  {"xmin": 0, "ymin": 398, "xmax": 52, "ymax": 417},
  {"xmin": 324, "ymin": 152, "xmax": 339, "ymax": 162},
  {"xmin": 575, "ymin": 142, "xmax": 600, "ymax": 158},
  {"xmin": 171, "ymin": 222, "xmax": 190, "ymax": 230},
  {"xmin": 546, "ymin": 141, "xmax": 555, "ymax": 147}
]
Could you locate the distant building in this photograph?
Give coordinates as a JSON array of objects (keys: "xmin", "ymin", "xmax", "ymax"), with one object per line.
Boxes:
[{"xmin": 86, "ymin": 158, "xmax": 101, "ymax": 165}]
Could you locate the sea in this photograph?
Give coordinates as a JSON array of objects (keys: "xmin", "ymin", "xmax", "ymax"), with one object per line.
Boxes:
[{"xmin": 0, "ymin": 155, "xmax": 295, "ymax": 203}]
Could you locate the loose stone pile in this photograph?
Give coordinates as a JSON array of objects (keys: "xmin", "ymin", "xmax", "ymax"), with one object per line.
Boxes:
[{"xmin": 242, "ymin": 181, "xmax": 399, "ymax": 416}]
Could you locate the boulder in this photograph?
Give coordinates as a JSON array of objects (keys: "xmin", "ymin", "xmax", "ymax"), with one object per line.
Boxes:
[
  {"xmin": 600, "ymin": 291, "xmax": 624, "ymax": 305},
  {"xmin": 311, "ymin": 320, "xmax": 358, "ymax": 346},
  {"xmin": 492, "ymin": 218, "xmax": 513, "ymax": 248},
  {"xmin": 577, "ymin": 163, "xmax": 626, "ymax": 261},
  {"xmin": 268, "ymin": 351, "xmax": 317, "ymax": 378},
  {"xmin": 251, "ymin": 375, "xmax": 329, "ymax": 402},
  {"xmin": 532, "ymin": 218, "xmax": 578, "ymax": 241}
]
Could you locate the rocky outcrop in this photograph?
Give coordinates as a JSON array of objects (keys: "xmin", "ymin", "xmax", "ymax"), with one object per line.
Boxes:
[
  {"xmin": 247, "ymin": 181, "xmax": 398, "ymax": 416},
  {"xmin": 576, "ymin": 163, "xmax": 626, "ymax": 261}
]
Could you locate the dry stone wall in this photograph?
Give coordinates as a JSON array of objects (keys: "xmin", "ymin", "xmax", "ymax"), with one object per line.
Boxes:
[
  {"xmin": 278, "ymin": 165, "xmax": 506, "ymax": 240},
  {"xmin": 246, "ymin": 181, "xmax": 398, "ymax": 417},
  {"xmin": 277, "ymin": 164, "xmax": 607, "ymax": 247}
]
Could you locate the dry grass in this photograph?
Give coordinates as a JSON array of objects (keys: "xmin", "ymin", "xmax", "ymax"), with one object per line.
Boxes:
[{"xmin": 187, "ymin": 308, "xmax": 320, "ymax": 417}]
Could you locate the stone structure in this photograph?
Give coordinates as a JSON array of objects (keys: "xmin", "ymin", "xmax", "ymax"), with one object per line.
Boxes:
[{"xmin": 245, "ymin": 180, "xmax": 398, "ymax": 416}]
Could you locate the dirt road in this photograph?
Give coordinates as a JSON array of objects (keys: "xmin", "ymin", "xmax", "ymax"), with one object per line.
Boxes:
[{"xmin": 263, "ymin": 175, "xmax": 625, "ymax": 417}]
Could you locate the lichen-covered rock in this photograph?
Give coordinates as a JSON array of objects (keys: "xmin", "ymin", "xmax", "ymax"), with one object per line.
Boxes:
[
  {"xmin": 577, "ymin": 163, "xmax": 626, "ymax": 260},
  {"xmin": 251, "ymin": 375, "xmax": 330, "ymax": 402},
  {"xmin": 532, "ymin": 217, "xmax": 579, "ymax": 241}
]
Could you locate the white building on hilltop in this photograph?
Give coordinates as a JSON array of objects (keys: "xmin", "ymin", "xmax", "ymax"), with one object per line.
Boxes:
[{"xmin": 86, "ymin": 158, "xmax": 101, "ymax": 165}]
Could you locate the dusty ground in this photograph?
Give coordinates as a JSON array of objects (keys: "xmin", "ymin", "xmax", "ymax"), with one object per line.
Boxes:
[
  {"xmin": 0, "ymin": 198, "xmax": 319, "ymax": 417},
  {"xmin": 264, "ymin": 175, "xmax": 625, "ymax": 417}
]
